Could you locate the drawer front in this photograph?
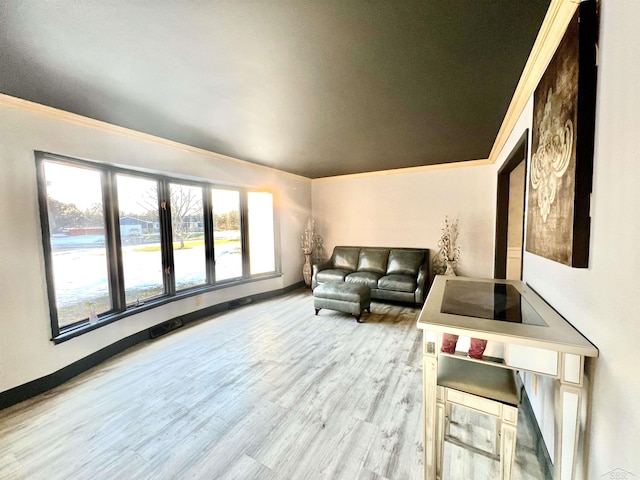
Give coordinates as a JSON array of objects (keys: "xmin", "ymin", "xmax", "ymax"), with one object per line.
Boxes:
[{"xmin": 505, "ymin": 345, "xmax": 558, "ymax": 376}]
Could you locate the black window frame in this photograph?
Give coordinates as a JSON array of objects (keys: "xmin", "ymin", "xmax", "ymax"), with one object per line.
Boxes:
[{"xmin": 35, "ymin": 151, "xmax": 280, "ymax": 343}]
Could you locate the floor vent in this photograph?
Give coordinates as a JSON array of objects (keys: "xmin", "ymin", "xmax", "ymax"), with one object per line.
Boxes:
[
  {"xmin": 149, "ymin": 318, "xmax": 184, "ymax": 339},
  {"xmin": 228, "ymin": 297, "xmax": 252, "ymax": 309}
]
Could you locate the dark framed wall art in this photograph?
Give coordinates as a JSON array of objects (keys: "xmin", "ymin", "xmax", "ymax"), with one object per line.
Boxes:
[{"xmin": 525, "ymin": 0, "xmax": 597, "ymax": 268}]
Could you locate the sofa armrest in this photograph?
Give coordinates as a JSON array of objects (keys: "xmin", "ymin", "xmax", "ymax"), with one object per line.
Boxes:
[
  {"xmin": 414, "ymin": 261, "xmax": 430, "ymax": 304},
  {"xmin": 312, "ymin": 259, "xmax": 334, "ymax": 289},
  {"xmin": 313, "ymin": 259, "xmax": 333, "ymax": 273}
]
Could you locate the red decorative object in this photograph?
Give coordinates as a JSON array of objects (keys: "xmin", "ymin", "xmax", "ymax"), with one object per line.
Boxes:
[
  {"xmin": 468, "ymin": 338, "xmax": 488, "ymax": 359},
  {"xmin": 441, "ymin": 333, "xmax": 459, "ymax": 354}
]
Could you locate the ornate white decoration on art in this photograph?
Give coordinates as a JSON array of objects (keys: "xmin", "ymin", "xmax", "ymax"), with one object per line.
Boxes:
[
  {"xmin": 530, "ymin": 88, "xmax": 573, "ymax": 222},
  {"xmin": 433, "ymin": 215, "xmax": 460, "ymax": 276}
]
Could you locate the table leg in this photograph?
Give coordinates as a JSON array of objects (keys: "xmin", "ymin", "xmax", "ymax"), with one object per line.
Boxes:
[
  {"xmin": 435, "ymin": 386, "xmax": 446, "ymax": 479},
  {"xmin": 500, "ymin": 404, "xmax": 518, "ymax": 480},
  {"xmin": 554, "ymin": 353, "xmax": 585, "ymax": 480},
  {"xmin": 423, "ymin": 331, "xmax": 439, "ymax": 480}
]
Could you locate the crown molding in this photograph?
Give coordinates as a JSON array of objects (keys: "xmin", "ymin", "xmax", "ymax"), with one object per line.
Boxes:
[
  {"xmin": 312, "ymin": 158, "xmax": 492, "ymax": 183},
  {"xmin": 487, "ymin": 0, "xmax": 579, "ymax": 164},
  {"xmin": 0, "ymin": 93, "xmax": 309, "ymax": 182}
]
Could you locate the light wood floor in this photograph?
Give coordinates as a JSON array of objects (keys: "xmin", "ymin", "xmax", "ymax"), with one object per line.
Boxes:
[{"xmin": 0, "ymin": 289, "xmax": 547, "ymax": 479}]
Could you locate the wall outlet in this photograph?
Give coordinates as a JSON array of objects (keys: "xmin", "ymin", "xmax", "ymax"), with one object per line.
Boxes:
[{"xmin": 195, "ymin": 295, "xmax": 202, "ymax": 307}]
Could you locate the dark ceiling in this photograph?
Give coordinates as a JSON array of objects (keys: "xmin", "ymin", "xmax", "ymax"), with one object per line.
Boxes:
[{"xmin": 0, "ymin": 1, "xmax": 549, "ymax": 178}]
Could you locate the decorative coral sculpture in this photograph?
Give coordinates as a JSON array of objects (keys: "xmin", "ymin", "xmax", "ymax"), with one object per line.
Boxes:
[
  {"xmin": 434, "ymin": 215, "xmax": 460, "ymax": 275},
  {"xmin": 300, "ymin": 218, "xmax": 315, "ymax": 255}
]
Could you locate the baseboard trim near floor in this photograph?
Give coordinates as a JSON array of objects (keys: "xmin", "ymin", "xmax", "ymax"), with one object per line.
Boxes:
[
  {"xmin": 520, "ymin": 386, "xmax": 554, "ymax": 480},
  {"xmin": 0, "ymin": 281, "xmax": 305, "ymax": 411}
]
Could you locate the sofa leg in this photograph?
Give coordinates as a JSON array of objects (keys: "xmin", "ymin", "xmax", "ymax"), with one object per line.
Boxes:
[{"xmin": 315, "ymin": 308, "xmax": 320, "ymax": 315}]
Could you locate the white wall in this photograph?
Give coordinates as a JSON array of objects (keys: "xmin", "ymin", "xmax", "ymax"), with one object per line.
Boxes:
[
  {"xmin": 312, "ymin": 165, "xmax": 496, "ymax": 278},
  {"xmin": 0, "ymin": 102, "xmax": 311, "ymax": 393},
  {"xmin": 493, "ymin": 1, "xmax": 640, "ymax": 476}
]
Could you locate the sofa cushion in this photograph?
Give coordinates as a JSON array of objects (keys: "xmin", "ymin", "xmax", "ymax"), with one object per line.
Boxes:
[
  {"xmin": 333, "ymin": 247, "xmax": 360, "ymax": 271},
  {"xmin": 316, "ymin": 269, "xmax": 352, "ymax": 283},
  {"xmin": 386, "ymin": 249, "xmax": 425, "ymax": 276},
  {"xmin": 357, "ymin": 248, "xmax": 390, "ymax": 274},
  {"xmin": 378, "ymin": 274, "xmax": 417, "ymax": 293},
  {"xmin": 345, "ymin": 271, "xmax": 383, "ymax": 289}
]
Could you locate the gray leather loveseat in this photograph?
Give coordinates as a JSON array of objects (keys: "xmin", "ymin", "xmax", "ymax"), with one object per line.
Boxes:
[{"xmin": 311, "ymin": 246, "xmax": 430, "ymax": 304}]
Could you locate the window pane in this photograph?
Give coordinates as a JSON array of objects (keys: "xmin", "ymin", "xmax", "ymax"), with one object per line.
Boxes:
[
  {"xmin": 117, "ymin": 174, "xmax": 165, "ymax": 304},
  {"xmin": 43, "ymin": 161, "xmax": 111, "ymax": 327},
  {"xmin": 170, "ymin": 183, "xmax": 206, "ymax": 290},
  {"xmin": 212, "ymin": 189, "xmax": 242, "ymax": 281},
  {"xmin": 247, "ymin": 191, "xmax": 275, "ymax": 275}
]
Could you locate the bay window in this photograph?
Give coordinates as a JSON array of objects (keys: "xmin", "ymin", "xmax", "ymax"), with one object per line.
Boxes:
[{"xmin": 36, "ymin": 152, "xmax": 279, "ymax": 341}]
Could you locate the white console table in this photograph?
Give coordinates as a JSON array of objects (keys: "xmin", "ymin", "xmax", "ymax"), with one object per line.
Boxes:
[{"xmin": 417, "ymin": 276, "xmax": 598, "ymax": 480}]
